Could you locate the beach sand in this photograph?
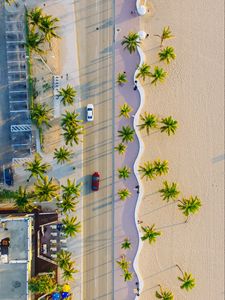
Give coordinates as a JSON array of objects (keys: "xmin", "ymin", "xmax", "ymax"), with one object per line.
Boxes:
[{"xmin": 137, "ymin": 0, "xmax": 224, "ymax": 299}]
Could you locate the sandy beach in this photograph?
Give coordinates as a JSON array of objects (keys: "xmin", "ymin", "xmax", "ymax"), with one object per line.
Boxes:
[
  {"xmin": 1, "ymin": 0, "xmax": 223, "ymax": 299},
  {"xmin": 137, "ymin": 0, "xmax": 224, "ymax": 299}
]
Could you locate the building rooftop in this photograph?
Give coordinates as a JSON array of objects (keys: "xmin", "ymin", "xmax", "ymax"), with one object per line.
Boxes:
[
  {"xmin": 0, "ymin": 218, "xmax": 29, "ymax": 261},
  {"xmin": 0, "ymin": 217, "xmax": 32, "ymax": 300},
  {"xmin": 0, "ymin": 263, "xmax": 27, "ymax": 300}
]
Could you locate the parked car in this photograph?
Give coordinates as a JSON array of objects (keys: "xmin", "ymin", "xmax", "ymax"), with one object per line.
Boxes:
[
  {"xmin": 92, "ymin": 172, "xmax": 100, "ymax": 191},
  {"xmin": 4, "ymin": 167, "xmax": 14, "ymax": 186},
  {"xmin": 86, "ymin": 104, "xmax": 94, "ymax": 122},
  {"xmin": 0, "ymin": 165, "xmax": 4, "ymax": 185}
]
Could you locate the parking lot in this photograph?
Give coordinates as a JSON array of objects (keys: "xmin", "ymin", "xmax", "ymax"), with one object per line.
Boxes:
[
  {"xmin": 0, "ymin": 7, "xmax": 12, "ymax": 166},
  {"xmin": 0, "ymin": 6, "xmax": 36, "ymax": 179}
]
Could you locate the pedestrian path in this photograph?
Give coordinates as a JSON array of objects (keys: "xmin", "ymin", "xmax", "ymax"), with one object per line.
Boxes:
[{"xmin": 114, "ymin": 1, "xmax": 142, "ymax": 299}]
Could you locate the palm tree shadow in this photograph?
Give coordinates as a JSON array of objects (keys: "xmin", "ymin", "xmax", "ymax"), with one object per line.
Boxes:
[
  {"xmin": 143, "ymin": 265, "xmax": 175, "ymax": 280},
  {"xmin": 138, "ymin": 130, "xmax": 160, "ymax": 139},
  {"xmin": 145, "ymin": 45, "xmax": 161, "ymax": 52},
  {"xmin": 141, "ymin": 202, "xmax": 175, "ymax": 216},
  {"xmin": 143, "ymin": 191, "xmax": 159, "ymax": 200},
  {"xmin": 212, "ymin": 153, "xmax": 225, "ymax": 163},
  {"xmin": 149, "ymin": 129, "xmax": 161, "ymax": 136},
  {"xmin": 158, "ymin": 221, "xmax": 185, "ymax": 230},
  {"xmin": 81, "ymin": 174, "xmax": 92, "ymax": 195},
  {"xmin": 99, "ymin": 18, "xmax": 113, "ymax": 30},
  {"xmin": 100, "ymin": 45, "xmax": 113, "ymax": 55}
]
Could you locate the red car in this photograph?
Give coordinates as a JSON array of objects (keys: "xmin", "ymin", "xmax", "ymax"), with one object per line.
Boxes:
[{"xmin": 92, "ymin": 172, "xmax": 100, "ymax": 191}]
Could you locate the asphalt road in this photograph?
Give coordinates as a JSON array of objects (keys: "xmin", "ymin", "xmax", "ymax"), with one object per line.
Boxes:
[{"xmin": 74, "ymin": 0, "xmax": 114, "ymax": 299}]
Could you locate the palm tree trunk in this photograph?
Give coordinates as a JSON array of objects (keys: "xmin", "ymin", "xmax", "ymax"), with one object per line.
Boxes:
[
  {"xmin": 153, "ymin": 34, "xmax": 163, "ymax": 47},
  {"xmin": 49, "ymin": 41, "xmax": 52, "ymax": 51},
  {"xmin": 158, "ymin": 284, "xmax": 163, "ymax": 294},
  {"xmin": 176, "ymin": 264, "xmax": 184, "ymax": 275}
]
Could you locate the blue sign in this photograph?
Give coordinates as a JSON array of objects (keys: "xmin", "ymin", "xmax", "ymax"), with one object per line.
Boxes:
[{"xmin": 52, "ymin": 292, "xmax": 60, "ymax": 300}]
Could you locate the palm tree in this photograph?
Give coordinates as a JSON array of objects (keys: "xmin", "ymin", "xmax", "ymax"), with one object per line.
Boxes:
[
  {"xmin": 116, "ymin": 256, "xmax": 130, "ymax": 271},
  {"xmin": 28, "ymin": 274, "xmax": 57, "ymax": 295},
  {"xmin": 61, "ymin": 111, "xmax": 83, "ymax": 129},
  {"xmin": 118, "ymin": 188, "xmax": 131, "ymax": 201},
  {"xmin": 63, "ymin": 125, "xmax": 84, "ymax": 146},
  {"xmin": 62, "ymin": 263, "xmax": 78, "ymax": 281},
  {"xmin": 62, "ymin": 215, "xmax": 81, "ymax": 237},
  {"xmin": 31, "ymin": 103, "xmax": 52, "ymax": 128},
  {"xmin": 56, "ymin": 250, "xmax": 72, "ymax": 269},
  {"xmin": 0, "ymin": 188, "xmax": 17, "ymax": 202},
  {"xmin": 34, "ymin": 176, "xmax": 60, "ymax": 202},
  {"xmin": 155, "ymin": 26, "xmax": 174, "ymax": 47},
  {"xmin": 117, "ymin": 72, "xmax": 128, "ymax": 85},
  {"xmin": 153, "ymin": 159, "xmax": 169, "ymax": 176},
  {"xmin": 141, "ymin": 224, "xmax": 161, "ymax": 244},
  {"xmin": 39, "ymin": 15, "xmax": 60, "ymax": 47},
  {"xmin": 123, "ymin": 270, "xmax": 133, "ymax": 282},
  {"xmin": 114, "ymin": 143, "xmax": 127, "ymax": 155},
  {"xmin": 159, "ymin": 181, "xmax": 180, "ymax": 202},
  {"xmin": 138, "ymin": 113, "xmax": 158, "ymax": 135},
  {"xmin": 57, "ymin": 194, "xmax": 78, "ymax": 214},
  {"xmin": 14, "ymin": 186, "xmax": 35, "ymax": 212},
  {"xmin": 160, "ymin": 116, "xmax": 178, "ymax": 136},
  {"xmin": 136, "ymin": 63, "xmax": 151, "ymax": 81},
  {"xmin": 26, "ymin": 31, "xmax": 44, "ymax": 54},
  {"xmin": 121, "ymin": 32, "xmax": 141, "ymax": 53},
  {"xmin": 25, "ymin": 153, "xmax": 50, "ymax": 180},
  {"xmin": 117, "ymin": 166, "xmax": 131, "ymax": 180},
  {"xmin": 159, "ymin": 46, "xmax": 176, "ymax": 64},
  {"xmin": 5, "ymin": 0, "xmax": 16, "ymax": 5},
  {"xmin": 28, "ymin": 7, "xmax": 43, "ymax": 28},
  {"xmin": 61, "ymin": 179, "xmax": 82, "ymax": 197},
  {"xmin": 150, "ymin": 66, "xmax": 167, "ymax": 85},
  {"xmin": 119, "ymin": 103, "xmax": 132, "ymax": 118},
  {"xmin": 59, "ymin": 85, "xmax": 77, "ymax": 106},
  {"xmin": 121, "ymin": 238, "xmax": 131, "ymax": 250},
  {"xmin": 178, "ymin": 196, "xmax": 202, "ymax": 222},
  {"xmin": 176, "ymin": 265, "xmax": 196, "ymax": 291},
  {"xmin": 118, "ymin": 125, "xmax": 135, "ymax": 143},
  {"xmin": 54, "ymin": 147, "xmax": 72, "ymax": 164},
  {"xmin": 138, "ymin": 161, "xmax": 156, "ymax": 181},
  {"xmin": 155, "ymin": 285, "xmax": 174, "ymax": 300}
]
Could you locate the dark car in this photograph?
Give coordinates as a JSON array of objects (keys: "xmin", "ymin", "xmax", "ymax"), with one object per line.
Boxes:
[
  {"xmin": 0, "ymin": 165, "xmax": 4, "ymax": 185},
  {"xmin": 92, "ymin": 172, "xmax": 100, "ymax": 191},
  {"xmin": 4, "ymin": 167, "xmax": 14, "ymax": 186}
]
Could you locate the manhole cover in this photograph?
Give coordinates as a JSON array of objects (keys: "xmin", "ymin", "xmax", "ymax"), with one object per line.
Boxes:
[{"xmin": 13, "ymin": 281, "xmax": 21, "ymax": 288}]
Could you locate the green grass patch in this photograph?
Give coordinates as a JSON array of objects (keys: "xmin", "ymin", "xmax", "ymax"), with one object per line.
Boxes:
[
  {"xmin": 24, "ymin": 10, "xmax": 34, "ymax": 109},
  {"xmin": 39, "ymin": 127, "xmax": 44, "ymax": 151}
]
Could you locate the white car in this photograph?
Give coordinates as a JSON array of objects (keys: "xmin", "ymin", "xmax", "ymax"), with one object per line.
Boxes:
[{"xmin": 87, "ymin": 104, "xmax": 94, "ymax": 122}]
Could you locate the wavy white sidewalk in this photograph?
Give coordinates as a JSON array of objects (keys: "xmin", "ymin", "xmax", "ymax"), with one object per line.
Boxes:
[
  {"xmin": 132, "ymin": 32, "xmax": 146, "ymax": 299},
  {"xmin": 114, "ymin": 1, "xmax": 148, "ymax": 298}
]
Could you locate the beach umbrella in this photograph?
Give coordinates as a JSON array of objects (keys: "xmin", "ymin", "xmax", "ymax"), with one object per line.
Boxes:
[
  {"xmin": 63, "ymin": 284, "xmax": 71, "ymax": 293},
  {"xmin": 52, "ymin": 292, "xmax": 60, "ymax": 300},
  {"xmin": 138, "ymin": 31, "xmax": 147, "ymax": 40},
  {"xmin": 61, "ymin": 292, "xmax": 70, "ymax": 299},
  {"xmin": 137, "ymin": 5, "xmax": 147, "ymax": 16}
]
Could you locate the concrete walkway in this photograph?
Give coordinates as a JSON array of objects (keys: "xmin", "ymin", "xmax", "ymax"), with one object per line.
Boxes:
[{"xmin": 114, "ymin": 1, "xmax": 141, "ymax": 299}]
